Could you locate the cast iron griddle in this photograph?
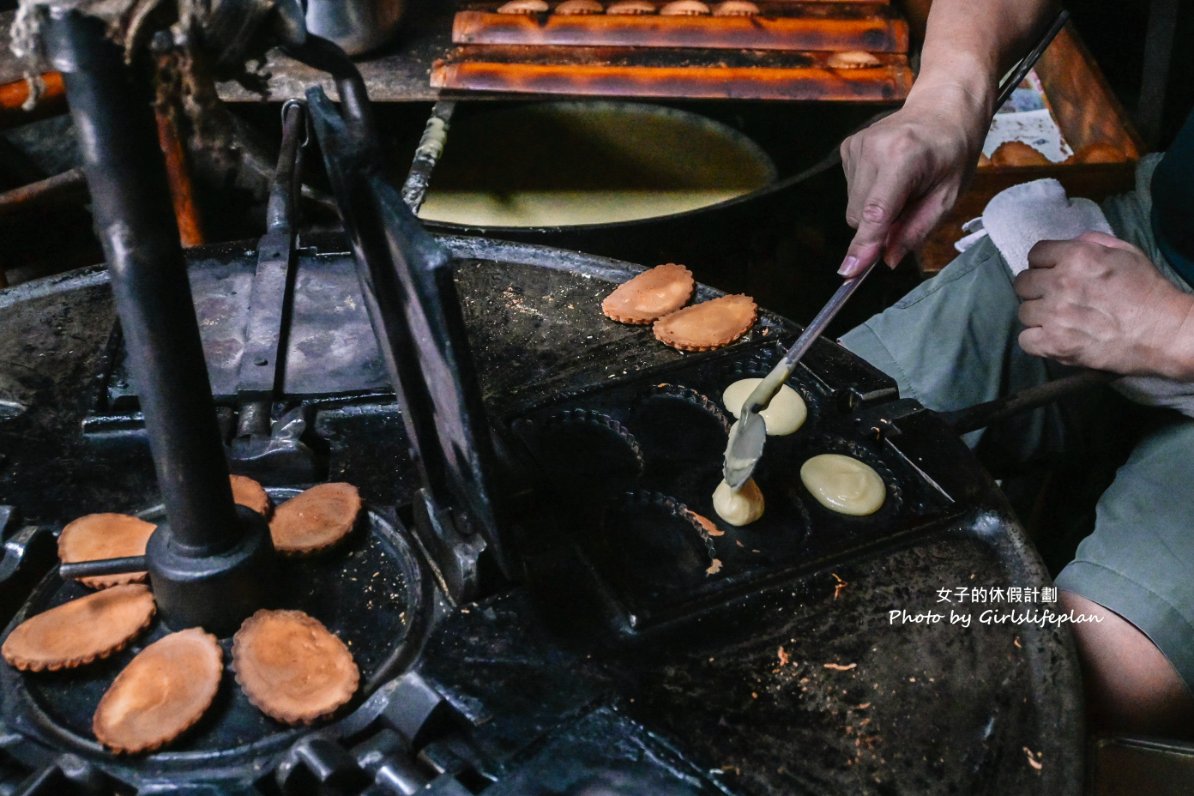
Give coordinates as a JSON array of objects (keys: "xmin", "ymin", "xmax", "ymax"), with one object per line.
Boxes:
[{"xmin": 0, "ymin": 235, "xmax": 1082, "ymax": 793}]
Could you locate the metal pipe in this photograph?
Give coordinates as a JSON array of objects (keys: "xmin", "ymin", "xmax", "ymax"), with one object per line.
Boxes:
[
  {"xmin": 942, "ymin": 371, "xmax": 1116, "ymax": 434},
  {"xmin": 0, "ymin": 167, "xmax": 86, "ymax": 217},
  {"xmin": 59, "ymin": 555, "xmax": 148, "ymax": 580},
  {"xmin": 1137, "ymin": 0, "xmax": 1178, "ymax": 148},
  {"xmin": 401, "ymin": 100, "xmax": 455, "ymax": 213},
  {"xmin": 282, "ymin": 35, "xmax": 375, "ymax": 135},
  {"xmin": 266, "ymin": 99, "xmax": 307, "ymax": 234},
  {"xmin": 42, "ymin": 11, "xmax": 240, "ymax": 556},
  {"xmin": 0, "ymin": 72, "xmax": 66, "ymax": 127},
  {"xmin": 152, "ymin": 90, "xmax": 206, "ymax": 246},
  {"xmin": 239, "ymin": 99, "xmax": 306, "ymax": 402}
]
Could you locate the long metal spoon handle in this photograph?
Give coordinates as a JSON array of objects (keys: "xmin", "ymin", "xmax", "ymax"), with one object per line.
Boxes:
[
  {"xmin": 994, "ymin": 10, "xmax": 1070, "ymax": 110},
  {"xmin": 744, "ymin": 259, "xmax": 880, "ymax": 414}
]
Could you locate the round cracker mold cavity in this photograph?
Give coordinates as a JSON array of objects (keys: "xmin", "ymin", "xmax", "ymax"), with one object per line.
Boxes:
[
  {"xmin": 722, "ymin": 377, "xmax": 808, "ymax": 436},
  {"xmin": 632, "ymin": 383, "xmax": 730, "ymax": 464},
  {"xmin": 598, "ymin": 491, "xmax": 721, "ymax": 596},
  {"xmin": 533, "ymin": 409, "xmax": 645, "ymax": 495}
]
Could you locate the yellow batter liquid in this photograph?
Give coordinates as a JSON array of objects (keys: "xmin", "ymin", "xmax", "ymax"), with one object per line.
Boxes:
[
  {"xmin": 419, "ymin": 102, "xmax": 775, "ymax": 228},
  {"xmin": 799, "ymin": 454, "xmax": 885, "ymax": 516},
  {"xmin": 712, "ymin": 478, "xmax": 765, "ymax": 527},
  {"xmin": 722, "ymin": 378, "xmax": 807, "ymax": 436}
]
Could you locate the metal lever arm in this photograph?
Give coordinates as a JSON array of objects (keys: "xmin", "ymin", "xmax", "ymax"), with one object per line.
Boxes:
[
  {"xmin": 306, "ymin": 85, "xmax": 506, "ymax": 598},
  {"xmin": 282, "ymin": 35, "xmax": 376, "ymax": 138}
]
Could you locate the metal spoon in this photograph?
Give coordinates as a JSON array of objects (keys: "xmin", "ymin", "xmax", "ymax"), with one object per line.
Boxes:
[
  {"xmin": 721, "ymin": 9, "xmax": 1071, "ymax": 489},
  {"xmin": 722, "ymin": 260, "xmax": 878, "ymax": 488}
]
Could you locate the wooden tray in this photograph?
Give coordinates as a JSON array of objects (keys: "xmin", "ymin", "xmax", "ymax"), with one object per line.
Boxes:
[
  {"xmin": 453, "ymin": 3, "xmax": 908, "ymax": 51},
  {"xmin": 915, "ymin": 24, "xmax": 1143, "ymax": 274},
  {"xmin": 431, "ymin": 46, "xmax": 913, "ymax": 101}
]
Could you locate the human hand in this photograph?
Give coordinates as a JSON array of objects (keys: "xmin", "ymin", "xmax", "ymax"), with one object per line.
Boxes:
[
  {"xmin": 838, "ymin": 84, "xmax": 990, "ymax": 276},
  {"xmin": 1014, "ymin": 231, "xmax": 1194, "ymax": 378}
]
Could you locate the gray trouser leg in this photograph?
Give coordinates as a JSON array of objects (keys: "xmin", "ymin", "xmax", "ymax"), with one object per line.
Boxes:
[
  {"xmin": 1055, "ymin": 416, "xmax": 1194, "ymax": 689},
  {"xmin": 840, "ymin": 234, "xmax": 1194, "ymax": 690},
  {"xmin": 839, "ymin": 238, "xmax": 1069, "ymax": 461}
]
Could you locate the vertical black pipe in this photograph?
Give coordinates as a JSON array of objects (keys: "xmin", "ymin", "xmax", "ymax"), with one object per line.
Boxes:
[{"xmin": 44, "ymin": 11, "xmax": 239, "ymax": 555}]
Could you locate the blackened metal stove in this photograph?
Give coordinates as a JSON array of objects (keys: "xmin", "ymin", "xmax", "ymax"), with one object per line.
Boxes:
[
  {"xmin": 0, "ymin": 20, "xmax": 1084, "ymax": 796},
  {"xmin": 0, "ymin": 242, "xmax": 1086, "ymax": 792},
  {"xmin": 0, "ymin": 12, "xmax": 432, "ymax": 793}
]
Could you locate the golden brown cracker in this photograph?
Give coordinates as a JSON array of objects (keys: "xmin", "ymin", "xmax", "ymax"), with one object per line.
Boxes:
[
  {"xmin": 230, "ymin": 474, "xmax": 272, "ymax": 518},
  {"xmin": 93, "ymin": 627, "xmax": 222, "ymax": 754},
  {"xmin": 58, "ymin": 513, "xmax": 156, "ymax": 589},
  {"xmin": 268, "ymin": 482, "xmax": 362, "ymax": 555},
  {"xmin": 653, "ymin": 294, "xmax": 757, "ymax": 351},
  {"xmin": 601, "ymin": 263, "xmax": 695, "ymax": 325},
  {"xmin": 2, "ymin": 584, "xmax": 155, "ymax": 672},
  {"xmin": 232, "ymin": 609, "xmax": 359, "ymax": 725}
]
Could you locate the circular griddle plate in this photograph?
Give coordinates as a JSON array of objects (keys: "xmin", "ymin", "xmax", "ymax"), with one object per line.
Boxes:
[
  {"xmin": 0, "ymin": 235, "xmax": 1082, "ymax": 794},
  {"xmin": 0, "ymin": 495, "xmax": 426, "ymax": 784}
]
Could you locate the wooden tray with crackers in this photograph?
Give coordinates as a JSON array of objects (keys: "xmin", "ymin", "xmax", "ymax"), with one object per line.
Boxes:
[{"xmin": 433, "ymin": 0, "xmax": 913, "ymax": 101}]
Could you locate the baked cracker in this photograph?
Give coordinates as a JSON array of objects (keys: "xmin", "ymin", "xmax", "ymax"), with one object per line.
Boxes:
[
  {"xmin": 58, "ymin": 513, "xmax": 156, "ymax": 589},
  {"xmin": 606, "ymin": 0, "xmax": 654, "ymax": 13},
  {"xmin": 2, "ymin": 584, "xmax": 156, "ymax": 672},
  {"xmin": 232, "ymin": 609, "xmax": 359, "ymax": 725},
  {"xmin": 826, "ymin": 50, "xmax": 882, "ymax": 69},
  {"xmin": 555, "ymin": 0, "xmax": 603, "ymax": 14},
  {"xmin": 230, "ymin": 474, "xmax": 272, "ymax": 518},
  {"xmin": 653, "ymin": 294, "xmax": 757, "ymax": 351},
  {"xmin": 268, "ymin": 482, "xmax": 362, "ymax": 555},
  {"xmin": 660, "ymin": 0, "xmax": 709, "ymax": 14},
  {"xmin": 601, "ymin": 263, "xmax": 695, "ymax": 325},
  {"xmin": 712, "ymin": 0, "xmax": 758, "ymax": 16},
  {"xmin": 93, "ymin": 627, "xmax": 222, "ymax": 754}
]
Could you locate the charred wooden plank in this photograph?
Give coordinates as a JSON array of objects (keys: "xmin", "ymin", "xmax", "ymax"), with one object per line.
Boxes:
[
  {"xmin": 431, "ymin": 46, "xmax": 912, "ymax": 101},
  {"xmin": 454, "ymin": 4, "xmax": 907, "ymax": 51}
]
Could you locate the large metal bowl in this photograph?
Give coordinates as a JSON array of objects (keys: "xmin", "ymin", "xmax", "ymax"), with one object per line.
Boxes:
[{"xmin": 304, "ymin": 0, "xmax": 406, "ymax": 56}]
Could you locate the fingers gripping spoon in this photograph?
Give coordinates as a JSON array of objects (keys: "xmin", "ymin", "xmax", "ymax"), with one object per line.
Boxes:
[
  {"xmin": 720, "ymin": 9, "xmax": 1070, "ymax": 489},
  {"xmin": 722, "ymin": 260, "xmax": 879, "ymax": 488}
]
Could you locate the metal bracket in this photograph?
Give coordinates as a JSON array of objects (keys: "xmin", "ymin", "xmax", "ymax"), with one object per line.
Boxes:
[
  {"xmin": 305, "ymin": 74, "xmax": 509, "ymax": 601},
  {"xmin": 275, "ymin": 672, "xmax": 488, "ymax": 794},
  {"xmin": 231, "ymin": 98, "xmax": 318, "ymax": 482},
  {"xmin": 0, "ymin": 511, "xmax": 56, "ymax": 627}
]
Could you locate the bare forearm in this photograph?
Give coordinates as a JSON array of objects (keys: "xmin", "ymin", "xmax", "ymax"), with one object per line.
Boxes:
[
  {"xmin": 911, "ymin": 0, "xmax": 1060, "ymax": 113},
  {"xmin": 836, "ymin": 0, "xmax": 1060, "ymax": 274},
  {"xmin": 1158, "ymin": 296, "xmax": 1194, "ymax": 381}
]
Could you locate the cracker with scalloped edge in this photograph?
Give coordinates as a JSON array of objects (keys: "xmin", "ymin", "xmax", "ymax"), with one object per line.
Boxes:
[
  {"xmin": 233, "ymin": 609, "xmax": 359, "ymax": 725},
  {"xmin": 2, "ymin": 584, "xmax": 155, "ymax": 672},
  {"xmin": 58, "ymin": 513, "xmax": 156, "ymax": 589},
  {"xmin": 230, "ymin": 474, "xmax": 272, "ymax": 518},
  {"xmin": 268, "ymin": 482, "xmax": 361, "ymax": 555},
  {"xmin": 602, "ymin": 263, "xmax": 695, "ymax": 325},
  {"xmin": 93, "ymin": 627, "xmax": 222, "ymax": 754},
  {"xmin": 653, "ymin": 294, "xmax": 757, "ymax": 351}
]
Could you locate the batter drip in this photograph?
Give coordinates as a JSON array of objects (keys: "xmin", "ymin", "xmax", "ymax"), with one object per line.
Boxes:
[{"xmin": 712, "ymin": 478, "xmax": 764, "ymax": 526}]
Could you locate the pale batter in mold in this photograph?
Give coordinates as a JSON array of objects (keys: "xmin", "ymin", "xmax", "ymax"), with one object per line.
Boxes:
[
  {"xmin": 722, "ymin": 378, "xmax": 807, "ymax": 436},
  {"xmin": 712, "ymin": 478, "xmax": 765, "ymax": 526},
  {"xmin": 799, "ymin": 454, "xmax": 885, "ymax": 516}
]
